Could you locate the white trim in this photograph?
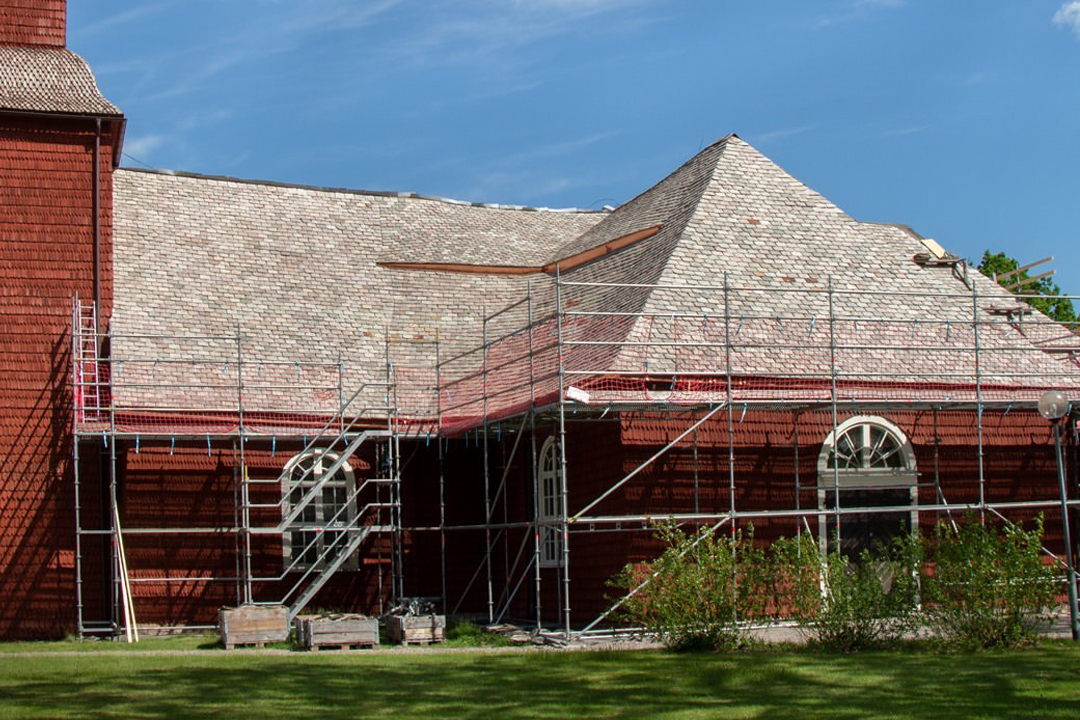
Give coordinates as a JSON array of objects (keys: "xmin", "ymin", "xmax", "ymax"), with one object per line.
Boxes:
[
  {"xmin": 538, "ymin": 436, "xmax": 563, "ymax": 568},
  {"xmin": 816, "ymin": 416, "xmax": 919, "ymax": 555},
  {"xmin": 817, "ymin": 415, "xmax": 917, "ymax": 486}
]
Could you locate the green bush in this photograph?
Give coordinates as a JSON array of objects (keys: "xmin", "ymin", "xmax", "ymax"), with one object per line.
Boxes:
[
  {"xmin": 608, "ymin": 513, "xmax": 1061, "ymax": 653},
  {"xmin": 609, "ymin": 524, "xmax": 765, "ymax": 651},
  {"xmin": 770, "ymin": 533, "xmax": 921, "ymax": 652},
  {"xmin": 922, "ymin": 514, "xmax": 1059, "ymax": 649},
  {"xmin": 444, "ymin": 619, "xmax": 515, "ymax": 647}
]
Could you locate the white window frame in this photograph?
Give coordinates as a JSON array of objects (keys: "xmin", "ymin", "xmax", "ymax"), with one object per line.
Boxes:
[
  {"xmin": 282, "ymin": 448, "xmax": 358, "ymax": 571},
  {"xmin": 816, "ymin": 416, "xmax": 918, "ymax": 554},
  {"xmin": 537, "ymin": 436, "xmax": 563, "ymax": 568}
]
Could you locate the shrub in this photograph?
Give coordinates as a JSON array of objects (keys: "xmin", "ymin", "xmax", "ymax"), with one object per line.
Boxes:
[
  {"xmin": 922, "ymin": 514, "xmax": 1059, "ymax": 649},
  {"xmin": 609, "ymin": 524, "xmax": 765, "ymax": 651},
  {"xmin": 443, "ymin": 619, "xmax": 515, "ymax": 648},
  {"xmin": 772, "ymin": 533, "xmax": 921, "ymax": 652}
]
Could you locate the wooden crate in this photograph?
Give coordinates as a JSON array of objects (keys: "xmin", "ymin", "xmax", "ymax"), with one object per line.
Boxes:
[
  {"xmin": 219, "ymin": 604, "xmax": 289, "ymax": 650},
  {"xmin": 387, "ymin": 615, "xmax": 445, "ymax": 646},
  {"xmin": 301, "ymin": 614, "xmax": 379, "ymax": 651}
]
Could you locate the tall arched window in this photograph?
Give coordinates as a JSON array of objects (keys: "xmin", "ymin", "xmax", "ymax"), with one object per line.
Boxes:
[
  {"xmin": 282, "ymin": 449, "xmax": 357, "ymax": 570},
  {"xmin": 817, "ymin": 416, "xmax": 917, "ymax": 559},
  {"xmin": 537, "ymin": 437, "xmax": 563, "ymax": 567}
]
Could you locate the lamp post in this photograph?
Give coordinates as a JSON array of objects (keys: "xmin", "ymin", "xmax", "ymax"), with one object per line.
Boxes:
[{"xmin": 1039, "ymin": 389, "xmax": 1080, "ymax": 641}]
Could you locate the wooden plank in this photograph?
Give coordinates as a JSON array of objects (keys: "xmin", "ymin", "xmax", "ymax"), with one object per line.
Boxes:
[
  {"xmin": 1005, "ymin": 269, "xmax": 1055, "ymax": 290},
  {"xmin": 996, "ymin": 256, "xmax": 1053, "ymax": 281}
]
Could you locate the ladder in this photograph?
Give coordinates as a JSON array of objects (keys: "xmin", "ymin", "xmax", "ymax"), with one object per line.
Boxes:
[{"xmin": 73, "ymin": 299, "xmax": 106, "ymax": 424}]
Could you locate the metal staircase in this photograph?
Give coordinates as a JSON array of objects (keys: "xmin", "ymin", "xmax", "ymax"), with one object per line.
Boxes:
[{"xmin": 244, "ymin": 381, "xmax": 404, "ymax": 621}]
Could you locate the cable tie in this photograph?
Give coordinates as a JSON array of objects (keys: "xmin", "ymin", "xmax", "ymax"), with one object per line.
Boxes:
[
  {"xmin": 740, "ymin": 403, "xmax": 747, "ymax": 423},
  {"xmin": 135, "ymin": 435, "xmax": 140, "ymax": 453},
  {"xmin": 169, "ymin": 436, "xmax": 175, "ymax": 455},
  {"xmin": 206, "ymin": 434, "xmax": 211, "ymax": 456},
  {"xmin": 102, "ymin": 431, "xmax": 107, "ymax": 448},
  {"xmin": 272, "ymin": 435, "xmax": 277, "ymax": 457}
]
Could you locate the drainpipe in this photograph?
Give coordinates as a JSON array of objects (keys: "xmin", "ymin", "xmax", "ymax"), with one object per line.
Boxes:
[{"xmin": 92, "ymin": 117, "xmax": 102, "ymax": 333}]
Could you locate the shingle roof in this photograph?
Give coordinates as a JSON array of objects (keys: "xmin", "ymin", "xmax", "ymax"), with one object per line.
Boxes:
[
  {"xmin": 0, "ymin": 46, "xmax": 120, "ymax": 115},
  {"xmin": 110, "ymin": 169, "xmax": 598, "ymax": 420},
  {"xmin": 108, "ymin": 136, "xmax": 1079, "ymax": 428},
  {"xmin": 569, "ymin": 136, "xmax": 1078, "ymax": 402}
]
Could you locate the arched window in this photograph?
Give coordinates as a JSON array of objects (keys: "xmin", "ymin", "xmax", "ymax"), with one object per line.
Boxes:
[
  {"xmin": 282, "ymin": 449, "xmax": 357, "ymax": 570},
  {"xmin": 817, "ymin": 416, "xmax": 918, "ymax": 559},
  {"xmin": 819, "ymin": 416, "xmax": 917, "ymax": 480},
  {"xmin": 537, "ymin": 437, "xmax": 563, "ymax": 567}
]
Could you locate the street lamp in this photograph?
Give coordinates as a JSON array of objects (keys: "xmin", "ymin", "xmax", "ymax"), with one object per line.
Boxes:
[{"xmin": 1039, "ymin": 389, "xmax": 1079, "ymax": 641}]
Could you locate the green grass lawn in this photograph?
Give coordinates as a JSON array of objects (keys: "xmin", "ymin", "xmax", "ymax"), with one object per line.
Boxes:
[{"xmin": 0, "ymin": 641, "xmax": 1077, "ymax": 719}]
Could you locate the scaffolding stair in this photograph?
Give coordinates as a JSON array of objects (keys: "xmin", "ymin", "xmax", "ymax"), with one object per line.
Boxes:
[
  {"xmin": 276, "ymin": 429, "xmax": 392, "ymax": 532},
  {"xmin": 249, "ymin": 410, "xmax": 401, "ymax": 619},
  {"xmin": 283, "ymin": 523, "xmax": 377, "ymax": 622}
]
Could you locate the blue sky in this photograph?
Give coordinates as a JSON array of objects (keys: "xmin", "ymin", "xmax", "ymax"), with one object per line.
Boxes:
[{"xmin": 70, "ymin": 0, "xmax": 1080, "ymax": 296}]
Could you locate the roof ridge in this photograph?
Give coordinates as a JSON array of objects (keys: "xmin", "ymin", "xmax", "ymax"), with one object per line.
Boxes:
[
  {"xmin": 546, "ymin": 134, "xmax": 735, "ymax": 264},
  {"xmin": 116, "ymin": 166, "xmax": 606, "ymax": 215}
]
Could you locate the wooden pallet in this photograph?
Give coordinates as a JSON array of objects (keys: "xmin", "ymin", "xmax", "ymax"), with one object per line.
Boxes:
[
  {"xmin": 307, "ymin": 641, "xmax": 378, "ymax": 652},
  {"xmin": 299, "ymin": 614, "xmax": 379, "ymax": 651},
  {"xmin": 220, "ymin": 604, "xmax": 289, "ymax": 650},
  {"xmin": 387, "ymin": 615, "xmax": 446, "ymax": 646}
]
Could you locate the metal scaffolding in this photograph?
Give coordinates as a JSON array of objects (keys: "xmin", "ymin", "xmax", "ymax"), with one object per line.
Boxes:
[
  {"xmin": 69, "ymin": 263, "xmax": 1080, "ymax": 640},
  {"xmin": 432, "ymin": 270, "xmax": 1080, "ymax": 640},
  {"xmin": 69, "ymin": 297, "xmax": 438, "ymax": 637}
]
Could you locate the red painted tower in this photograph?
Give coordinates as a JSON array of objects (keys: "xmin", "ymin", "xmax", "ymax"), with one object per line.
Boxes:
[{"xmin": 0, "ymin": 0, "xmax": 123, "ymax": 638}]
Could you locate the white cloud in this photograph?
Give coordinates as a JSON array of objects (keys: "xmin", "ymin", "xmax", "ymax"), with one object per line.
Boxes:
[
  {"xmin": 817, "ymin": 0, "xmax": 904, "ymax": 28},
  {"xmin": 74, "ymin": 2, "xmax": 177, "ymax": 40},
  {"xmin": 1054, "ymin": 2, "xmax": 1080, "ymax": 37},
  {"xmin": 385, "ymin": 0, "xmax": 659, "ymax": 67},
  {"xmin": 878, "ymin": 124, "xmax": 931, "ymax": 138},
  {"xmin": 123, "ymin": 134, "xmax": 165, "ymax": 159},
  {"xmin": 752, "ymin": 125, "xmax": 815, "ymax": 145},
  {"xmin": 501, "ymin": 132, "xmax": 619, "ymax": 164}
]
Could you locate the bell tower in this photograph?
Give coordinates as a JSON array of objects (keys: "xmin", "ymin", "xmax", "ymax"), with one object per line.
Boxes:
[{"xmin": 0, "ymin": 0, "xmax": 124, "ymax": 638}]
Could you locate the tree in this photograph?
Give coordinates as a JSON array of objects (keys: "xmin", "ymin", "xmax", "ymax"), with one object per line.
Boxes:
[{"xmin": 978, "ymin": 250, "xmax": 1077, "ymax": 324}]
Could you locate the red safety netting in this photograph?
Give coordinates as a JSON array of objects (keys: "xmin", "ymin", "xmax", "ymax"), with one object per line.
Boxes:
[{"xmin": 74, "ymin": 282, "xmax": 1080, "ymax": 439}]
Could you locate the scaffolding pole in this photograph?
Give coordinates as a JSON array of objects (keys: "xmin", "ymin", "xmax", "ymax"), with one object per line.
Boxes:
[
  {"xmin": 973, "ymin": 281, "xmax": 986, "ymax": 517},
  {"xmin": 527, "ymin": 283, "xmax": 543, "ymax": 630},
  {"xmin": 482, "ymin": 305, "xmax": 494, "ymax": 624},
  {"xmin": 556, "ymin": 269, "xmax": 572, "ymax": 639},
  {"xmin": 436, "ymin": 330, "xmax": 448, "ymax": 615}
]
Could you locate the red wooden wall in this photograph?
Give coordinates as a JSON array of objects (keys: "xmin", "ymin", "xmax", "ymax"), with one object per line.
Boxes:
[
  {"xmin": 543, "ymin": 409, "xmax": 1069, "ymax": 624},
  {"xmin": 0, "ymin": 0, "xmax": 64, "ymax": 47},
  {"xmin": 0, "ymin": 114, "xmax": 114, "ymax": 638}
]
